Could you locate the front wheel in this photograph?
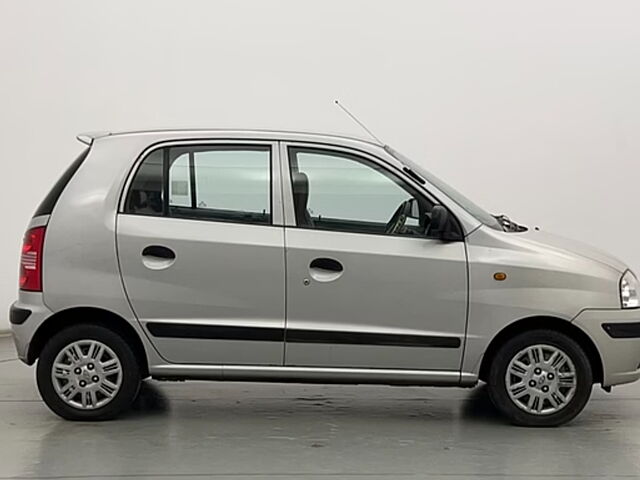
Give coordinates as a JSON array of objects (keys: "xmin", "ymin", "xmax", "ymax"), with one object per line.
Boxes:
[
  {"xmin": 487, "ymin": 330, "xmax": 593, "ymax": 427},
  {"xmin": 36, "ymin": 324, "xmax": 141, "ymax": 421}
]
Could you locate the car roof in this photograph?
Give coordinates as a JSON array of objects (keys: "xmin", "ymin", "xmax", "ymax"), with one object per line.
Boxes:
[{"xmin": 76, "ymin": 128, "xmax": 380, "ymax": 148}]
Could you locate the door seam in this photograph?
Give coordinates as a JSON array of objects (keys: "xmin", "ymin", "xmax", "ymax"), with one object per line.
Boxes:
[{"xmin": 279, "ymin": 140, "xmax": 289, "ymax": 366}]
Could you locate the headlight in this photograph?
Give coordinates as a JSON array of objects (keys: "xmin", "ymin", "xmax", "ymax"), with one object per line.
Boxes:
[{"xmin": 620, "ymin": 270, "xmax": 639, "ymax": 309}]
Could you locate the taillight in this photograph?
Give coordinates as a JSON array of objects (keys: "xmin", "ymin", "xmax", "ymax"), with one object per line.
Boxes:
[{"xmin": 20, "ymin": 226, "xmax": 46, "ymax": 292}]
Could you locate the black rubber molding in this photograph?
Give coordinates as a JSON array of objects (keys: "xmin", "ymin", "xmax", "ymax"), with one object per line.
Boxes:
[
  {"xmin": 146, "ymin": 322, "xmax": 461, "ymax": 349},
  {"xmin": 602, "ymin": 322, "xmax": 640, "ymax": 339}
]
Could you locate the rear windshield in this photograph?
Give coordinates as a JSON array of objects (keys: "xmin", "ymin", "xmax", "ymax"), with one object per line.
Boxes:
[{"xmin": 33, "ymin": 148, "xmax": 89, "ymax": 217}]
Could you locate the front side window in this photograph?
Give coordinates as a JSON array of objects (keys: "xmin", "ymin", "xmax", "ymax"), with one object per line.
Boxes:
[
  {"xmin": 288, "ymin": 147, "xmax": 434, "ymax": 237},
  {"xmin": 125, "ymin": 145, "xmax": 271, "ymax": 225}
]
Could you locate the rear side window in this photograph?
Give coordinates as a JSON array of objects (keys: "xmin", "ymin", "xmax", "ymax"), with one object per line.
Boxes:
[
  {"xmin": 125, "ymin": 149, "xmax": 164, "ymax": 216},
  {"xmin": 34, "ymin": 148, "xmax": 89, "ymax": 217},
  {"xmin": 124, "ymin": 145, "xmax": 272, "ymax": 225}
]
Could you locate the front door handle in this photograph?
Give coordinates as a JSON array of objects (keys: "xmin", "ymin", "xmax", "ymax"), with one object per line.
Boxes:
[
  {"xmin": 309, "ymin": 257, "xmax": 344, "ymax": 282},
  {"xmin": 141, "ymin": 245, "xmax": 176, "ymax": 270},
  {"xmin": 310, "ymin": 258, "xmax": 343, "ymax": 272}
]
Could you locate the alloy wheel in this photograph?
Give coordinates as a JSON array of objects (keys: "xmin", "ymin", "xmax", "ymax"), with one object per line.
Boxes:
[
  {"xmin": 50, "ymin": 340, "xmax": 123, "ymax": 410},
  {"xmin": 505, "ymin": 344, "xmax": 577, "ymax": 415}
]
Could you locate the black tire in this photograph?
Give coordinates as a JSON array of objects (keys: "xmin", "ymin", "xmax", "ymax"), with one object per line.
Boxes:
[
  {"xmin": 487, "ymin": 329, "xmax": 593, "ymax": 427},
  {"xmin": 36, "ymin": 324, "xmax": 141, "ymax": 421}
]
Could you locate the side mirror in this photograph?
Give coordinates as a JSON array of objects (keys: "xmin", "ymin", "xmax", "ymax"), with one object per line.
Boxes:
[{"xmin": 429, "ymin": 205, "xmax": 462, "ymax": 241}]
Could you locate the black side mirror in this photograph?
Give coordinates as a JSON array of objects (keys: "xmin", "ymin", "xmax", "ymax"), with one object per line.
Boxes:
[{"xmin": 429, "ymin": 205, "xmax": 462, "ymax": 241}]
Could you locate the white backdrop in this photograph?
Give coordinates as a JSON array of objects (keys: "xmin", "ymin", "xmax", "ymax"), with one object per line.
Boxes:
[{"xmin": 1, "ymin": 0, "xmax": 640, "ymax": 330}]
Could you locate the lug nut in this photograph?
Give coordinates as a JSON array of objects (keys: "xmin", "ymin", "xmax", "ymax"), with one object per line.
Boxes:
[
  {"xmin": 87, "ymin": 363, "xmax": 94, "ymax": 370},
  {"xmin": 547, "ymin": 373, "xmax": 555, "ymax": 380},
  {"xmin": 542, "ymin": 386, "xmax": 549, "ymax": 393},
  {"xmin": 92, "ymin": 376, "xmax": 99, "ymax": 383},
  {"xmin": 74, "ymin": 368, "xmax": 82, "ymax": 375},
  {"xmin": 79, "ymin": 380, "xmax": 87, "ymax": 387},
  {"xmin": 529, "ymin": 380, "xmax": 536, "ymax": 387},
  {"xmin": 534, "ymin": 368, "xmax": 542, "ymax": 375}
]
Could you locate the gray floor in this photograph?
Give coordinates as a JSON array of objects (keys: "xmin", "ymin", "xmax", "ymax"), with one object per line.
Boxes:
[{"xmin": 1, "ymin": 335, "xmax": 640, "ymax": 480}]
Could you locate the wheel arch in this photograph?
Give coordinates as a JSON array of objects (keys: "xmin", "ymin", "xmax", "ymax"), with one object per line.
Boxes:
[
  {"xmin": 27, "ymin": 306, "xmax": 149, "ymax": 377},
  {"xmin": 478, "ymin": 315, "xmax": 604, "ymax": 384}
]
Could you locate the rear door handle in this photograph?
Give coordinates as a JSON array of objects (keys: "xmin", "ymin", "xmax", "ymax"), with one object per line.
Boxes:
[
  {"xmin": 142, "ymin": 245, "xmax": 176, "ymax": 259},
  {"xmin": 141, "ymin": 245, "xmax": 176, "ymax": 270}
]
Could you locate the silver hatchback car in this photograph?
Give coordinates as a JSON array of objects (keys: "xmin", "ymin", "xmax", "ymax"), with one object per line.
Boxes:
[{"xmin": 10, "ymin": 129, "xmax": 640, "ymax": 426}]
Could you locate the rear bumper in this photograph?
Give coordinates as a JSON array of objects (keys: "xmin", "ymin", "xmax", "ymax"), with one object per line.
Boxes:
[
  {"xmin": 573, "ymin": 308, "xmax": 640, "ymax": 387},
  {"xmin": 9, "ymin": 292, "xmax": 53, "ymax": 364}
]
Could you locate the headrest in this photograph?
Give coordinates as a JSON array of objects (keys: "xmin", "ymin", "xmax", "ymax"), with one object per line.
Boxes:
[{"xmin": 292, "ymin": 172, "xmax": 309, "ymax": 195}]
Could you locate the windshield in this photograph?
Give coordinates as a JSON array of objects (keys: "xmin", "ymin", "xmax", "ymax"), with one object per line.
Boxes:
[{"xmin": 385, "ymin": 146, "xmax": 503, "ymax": 231}]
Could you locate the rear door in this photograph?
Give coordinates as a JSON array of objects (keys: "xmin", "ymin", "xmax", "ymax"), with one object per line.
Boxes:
[
  {"xmin": 117, "ymin": 141, "xmax": 286, "ymax": 365},
  {"xmin": 282, "ymin": 144, "xmax": 468, "ymax": 371}
]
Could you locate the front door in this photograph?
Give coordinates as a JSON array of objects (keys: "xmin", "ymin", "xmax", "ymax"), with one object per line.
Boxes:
[
  {"xmin": 117, "ymin": 142, "xmax": 285, "ymax": 365},
  {"xmin": 283, "ymin": 145, "xmax": 468, "ymax": 371}
]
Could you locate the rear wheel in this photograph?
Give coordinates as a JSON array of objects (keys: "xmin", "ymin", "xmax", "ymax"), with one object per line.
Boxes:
[
  {"xmin": 487, "ymin": 329, "xmax": 593, "ymax": 427},
  {"xmin": 36, "ymin": 324, "xmax": 141, "ymax": 421}
]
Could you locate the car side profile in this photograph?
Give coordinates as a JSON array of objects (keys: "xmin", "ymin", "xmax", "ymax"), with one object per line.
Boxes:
[{"xmin": 10, "ymin": 129, "xmax": 640, "ymax": 426}]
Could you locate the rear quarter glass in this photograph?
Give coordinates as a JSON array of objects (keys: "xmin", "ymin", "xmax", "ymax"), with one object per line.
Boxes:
[{"xmin": 33, "ymin": 148, "xmax": 90, "ymax": 217}]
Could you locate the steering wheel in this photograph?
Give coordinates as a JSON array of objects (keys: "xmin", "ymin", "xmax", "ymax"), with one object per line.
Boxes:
[{"xmin": 385, "ymin": 200, "xmax": 412, "ymax": 235}]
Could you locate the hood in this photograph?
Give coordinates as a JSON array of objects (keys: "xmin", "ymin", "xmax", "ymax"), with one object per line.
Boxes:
[{"xmin": 515, "ymin": 228, "xmax": 627, "ymax": 274}]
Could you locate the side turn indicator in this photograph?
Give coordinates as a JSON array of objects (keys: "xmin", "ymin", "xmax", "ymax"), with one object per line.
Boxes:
[{"xmin": 493, "ymin": 272, "xmax": 507, "ymax": 281}]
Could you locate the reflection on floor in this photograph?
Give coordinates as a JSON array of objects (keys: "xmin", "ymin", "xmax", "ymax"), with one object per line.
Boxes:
[{"xmin": 1, "ymin": 335, "xmax": 639, "ymax": 479}]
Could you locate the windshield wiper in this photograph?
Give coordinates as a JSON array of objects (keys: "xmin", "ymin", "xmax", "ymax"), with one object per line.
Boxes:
[{"xmin": 493, "ymin": 214, "xmax": 527, "ymax": 232}]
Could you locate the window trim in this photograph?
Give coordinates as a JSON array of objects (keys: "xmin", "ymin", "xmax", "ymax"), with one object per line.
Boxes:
[
  {"xmin": 119, "ymin": 140, "xmax": 281, "ymax": 227},
  {"xmin": 282, "ymin": 142, "xmax": 462, "ymax": 240}
]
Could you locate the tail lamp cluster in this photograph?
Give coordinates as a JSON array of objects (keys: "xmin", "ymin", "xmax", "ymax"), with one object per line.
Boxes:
[{"xmin": 19, "ymin": 226, "xmax": 46, "ymax": 292}]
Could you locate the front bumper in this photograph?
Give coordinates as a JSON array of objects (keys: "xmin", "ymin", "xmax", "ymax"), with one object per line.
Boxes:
[
  {"xmin": 573, "ymin": 308, "xmax": 640, "ymax": 387},
  {"xmin": 9, "ymin": 292, "xmax": 53, "ymax": 364}
]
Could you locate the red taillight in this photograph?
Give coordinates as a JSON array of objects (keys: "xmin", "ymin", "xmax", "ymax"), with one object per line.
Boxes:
[{"xmin": 20, "ymin": 226, "xmax": 46, "ymax": 292}]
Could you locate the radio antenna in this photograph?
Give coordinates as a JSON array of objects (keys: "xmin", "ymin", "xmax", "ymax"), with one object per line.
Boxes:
[{"xmin": 334, "ymin": 99, "xmax": 384, "ymax": 145}]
